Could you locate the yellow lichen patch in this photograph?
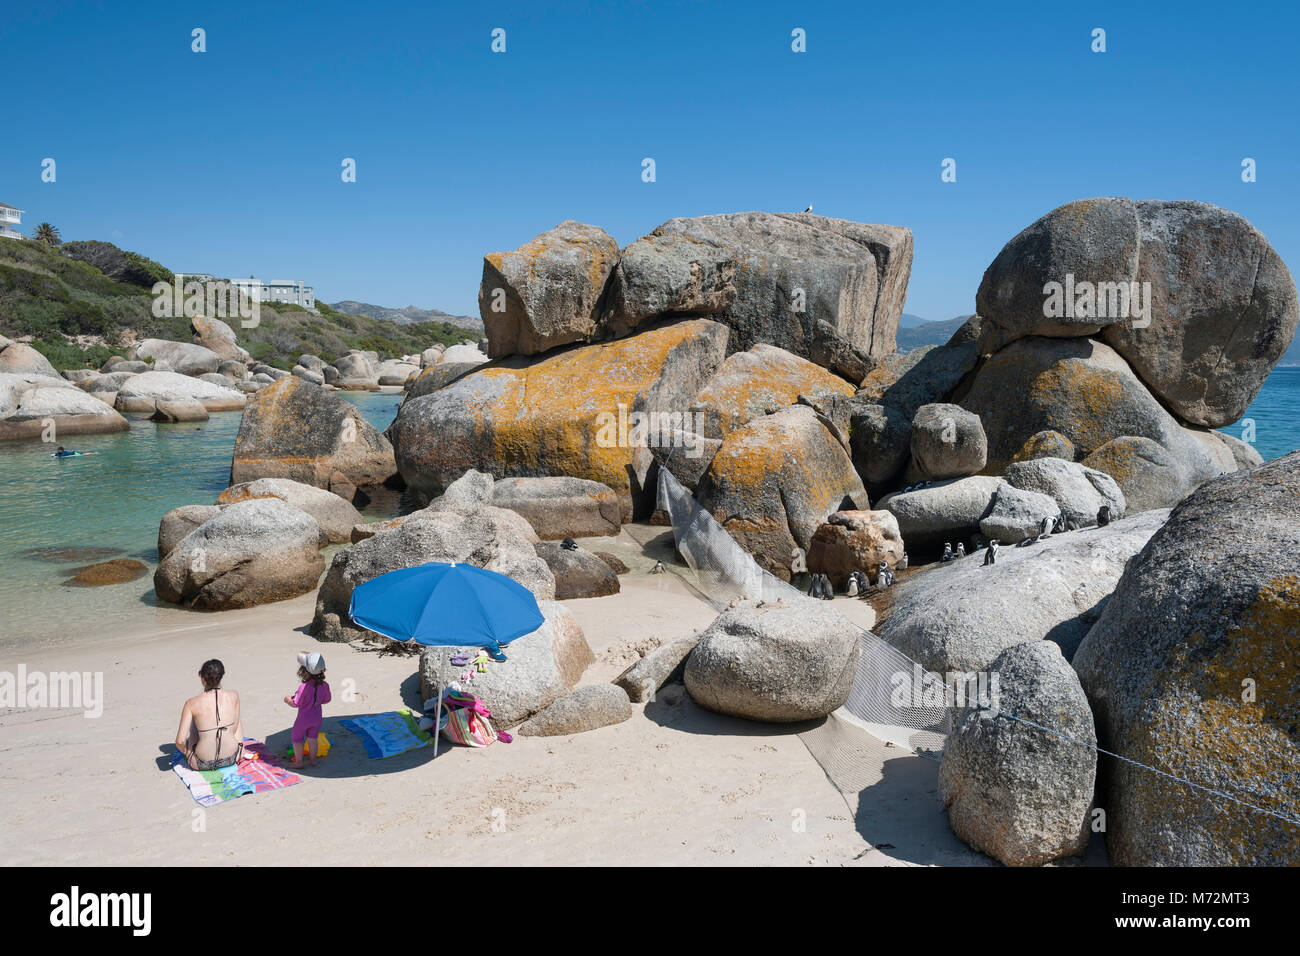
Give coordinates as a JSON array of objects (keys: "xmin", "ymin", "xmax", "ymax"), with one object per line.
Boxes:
[
  {"xmin": 1026, "ymin": 359, "xmax": 1126, "ymax": 453},
  {"xmin": 696, "ymin": 348, "xmax": 854, "ymax": 437}
]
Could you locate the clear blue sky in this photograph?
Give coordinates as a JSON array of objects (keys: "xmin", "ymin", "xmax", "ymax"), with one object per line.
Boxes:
[{"xmin": 3, "ymin": 0, "xmax": 1298, "ymax": 320}]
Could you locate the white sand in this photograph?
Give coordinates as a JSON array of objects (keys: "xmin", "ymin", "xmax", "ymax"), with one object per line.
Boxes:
[{"xmin": 0, "ymin": 528, "xmax": 991, "ymax": 867}]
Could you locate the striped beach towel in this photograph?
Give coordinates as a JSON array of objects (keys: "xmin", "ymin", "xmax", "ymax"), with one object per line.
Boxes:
[
  {"xmin": 170, "ymin": 738, "xmax": 302, "ymax": 807},
  {"xmin": 338, "ymin": 709, "xmax": 434, "ymax": 759}
]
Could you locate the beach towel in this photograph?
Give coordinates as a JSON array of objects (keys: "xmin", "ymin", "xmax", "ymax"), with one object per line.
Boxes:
[
  {"xmin": 338, "ymin": 709, "xmax": 434, "ymax": 759},
  {"xmin": 170, "ymin": 739, "xmax": 302, "ymax": 807}
]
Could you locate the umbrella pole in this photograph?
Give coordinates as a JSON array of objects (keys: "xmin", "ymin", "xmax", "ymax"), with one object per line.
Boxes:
[{"xmin": 432, "ymin": 650, "xmax": 447, "ymax": 759}]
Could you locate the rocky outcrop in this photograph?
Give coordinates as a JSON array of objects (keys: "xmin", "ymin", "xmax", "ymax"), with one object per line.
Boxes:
[
  {"xmin": 490, "ymin": 476, "xmax": 622, "ymax": 539},
  {"xmin": 1001, "ymin": 457, "xmax": 1126, "ymax": 526},
  {"xmin": 908, "ymin": 403, "xmax": 988, "ymax": 480},
  {"xmin": 1080, "ymin": 437, "xmax": 1194, "ymax": 513},
  {"xmin": 533, "ymin": 542, "xmax": 621, "ymax": 599},
  {"xmin": 158, "ymin": 504, "xmax": 223, "ymax": 558},
  {"xmin": 0, "ymin": 343, "xmax": 59, "ymax": 378},
  {"xmin": 600, "ymin": 232, "xmax": 737, "ymax": 338},
  {"xmin": 153, "ymin": 498, "xmax": 326, "ymax": 610},
  {"xmin": 114, "ymin": 370, "xmax": 246, "ymax": 413},
  {"xmin": 333, "ymin": 351, "xmax": 380, "ymax": 389},
  {"xmin": 388, "ymin": 318, "xmax": 729, "ymax": 515},
  {"xmin": 876, "ymin": 476, "xmax": 1004, "ymax": 554},
  {"xmin": 0, "ymin": 374, "xmax": 131, "ymax": 439},
  {"xmin": 1072, "ymin": 452, "xmax": 1300, "ymax": 865},
  {"xmin": 419, "ymin": 600, "xmax": 594, "ymax": 728},
  {"xmin": 190, "ymin": 316, "xmax": 249, "ymax": 363},
  {"xmin": 806, "ymin": 510, "xmax": 905, "ymax": 587},
  {"xmin": 217, "ymin": 477, "xmax": 363, "ymax": 543},
  {"xmin": 516, "ymin": 684, "xmax": 632, "ymax": 737},
  {"xmin": 978, "ymin": 484, "xmax": 1061, "ymax": 543},
  {"xmin": 311, "ymin": 505, "xmax": 554, "ymax": 642},
  {"xmin": 684, "ymin": 598, "xmax": 861, "ymax": 722},
  {"xmin": 874, "ymin": 509, "xmax": 1169, "ymax": 673},
  {"xmin": 378, "ymin": 360, "xmax": 419, "ymax": 386},
  {"xmin": 1011, "ymin": 429, "xmax": 1076, "ymax": 463},
  {"xmin": 130, "ymin": 340, "xmax": 223, "ymax": 377},
  {"xmin": 230, "ymin": 377, "xmax": 397, "ymax": 496},
  {"xmin": 695, "ymin": 405, "xmax": 869, "ymax": 580},
  {"xmin": 150, "ymin": 398, "xmax": 209, "ymax": 423},
  {"xmin": 479, "ymin": 221, "xmax": 620, "ymax": 358},
  {"xmin": 405, "ymin": 363, "xmax": 483, "ymax": 400},
  {"xmin": 691, "ymin": 343, "xmax": 855, "ymax": 439},
  {"xmin": 614, "ymin": 635, "xmax": 702, "ymax": 703},
  {"xmin": 939, "ymin": 640, "xmax": 1097, "ymax": 866}
]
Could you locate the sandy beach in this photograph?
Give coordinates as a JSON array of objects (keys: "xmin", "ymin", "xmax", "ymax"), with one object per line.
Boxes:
[{"xmin": 0, "ymin": 525, "xmax": 996, "ymax": 867}]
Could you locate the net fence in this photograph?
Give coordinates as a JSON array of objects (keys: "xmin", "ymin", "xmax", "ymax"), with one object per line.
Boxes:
[{"xmin": 656, "ymin": 466, "xmax": 953, "ymax": 758}]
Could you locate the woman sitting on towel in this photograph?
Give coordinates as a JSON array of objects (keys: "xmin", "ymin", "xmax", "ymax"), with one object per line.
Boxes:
[{"xmin": 175, "ymin": 659, "xmax": 246, "ymax": 770}]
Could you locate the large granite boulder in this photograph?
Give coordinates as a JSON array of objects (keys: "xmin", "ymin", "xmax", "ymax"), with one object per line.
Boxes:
[
  {"xmin": 978, "ymin": 484, "xmax": 1062, "ymax": 543},
  {"xmin": 939, "ymin": 640, "xmax": 1097, "ymax": 866},
  {"xmin": 292, "ymin": 364, "xmax": 325, "ymax": 386},
  {"xmin": 230, "ymin": 377, "xmax": 397, "ymax": 495},
  {"xmin": 311, "ymin": 505, "xmax": 554, "ymax": 642},
  {"xmin": 378, "ymin": 360, "xmax": 420, "ymax": 386},
  {"xmin": 217, "ymin": 477, "xmax": 363, "ymax": 543},
  {"xmin": 649, "ymin": 212, "xmax": 913, "ymax": 379},
  {"xmin": 600, "ymin": 232, "xmax": 737, "ymax": 338},
  {"xmin": 388, "ymin": 318, "xmax": 729, "ymax": 515},
  {"xmin": 130, "ymin": 340, "xmax": 222, "ymax": 377},
  {"xmin": 0, "ymin": 375, "xmax": 131, "ymax": 439},
  {"xmin": 419, "ymin": 600, "xmax": 594, "ymax": 728},
  {"xmin": 153, "ymin": 498, "xmax": 326, "ymax": 610},
  {"xmin": 405, "ymin": 362, "xmax": 481, "ymax": 400},
  {"xmin": 684, "ymin": 598, "xmax": 861, "ymax": 722},
  {"xmin": 806, "ymin": 510, "xmax": 905, "ymax": 588},
  {"xmin": 957, "ymin": 336, "xmax": 1222, "ymax": 482},
  {"xmin": 849, "ymin": 403, "xmax": 913, "ymax": 494},
  {"xmin": 1001, "ymin": 457, "xmax": 1126, "ymax": 525},
  {"xmin": 479, "ymin": 220, "xmax": 620, "ymax": 358},
  {"xmin": 977, "ymin": 198, "xmax": 1298, "ymax": 427},
  {"xmin": 876, "ymin": 475, "xmax": 1004, "ymax": 554},
  {"xmin": 333, "ymin": 351, "xmax": 380, "ymax": 388},
  {"xmin": 490, "ymin": 476, "xmax": 622, "ymax": 539},
  {"xmin": 439, "ymin": 343, "xmax": 488, "ymax": 367},
  {"xmin": 0, "ymin": 343, "xmax": 59, "ymax": 378},
  {"xmin": 1072, "ymin": 452, "xmax": 1300, "ymax": 865},
  {"xmin": 157, "ymin": 504, "xmax": 223, "ymax": 558},
  {"xmin": 114, "ymin": 370, "xmax": 246, "ymax": 413},
  {"xmin": 695, "ymin": 405, "xmax": 869, "ymax": 580},
  {"xmin": 874, "ymin": 509, "xmax": 1169, "ymax": 673},
  {"xmin": 1011, "ymin": 429, "xmax": 1076, "ymax": 463},
  {"xmin": 190, "ymin": 316, "xmax": 249, "ymax": 363},
  {"xmin": 1080, "ymin": 436, "xmax": 1196, "ymax": 513},
  {"xmin": 533, "ymin": 542, "xmax": 621, "ymax": 599},
  {"xmin": 516, "ymin": 684, "xmax": 632, "ymax": 737},
  {"xmin": 149, "ymin": 398, "xmax": 209, "ymax": 422},
  {"xmin": 909, "ymin": 403, "xmax": 988, "ymax": 480},
  {"xmin": 691, "ymin": 343, "xmax": 855, "ymax": 439}
]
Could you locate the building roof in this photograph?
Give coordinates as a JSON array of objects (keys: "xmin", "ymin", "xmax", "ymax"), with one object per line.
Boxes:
[{"xmin": 0, "ymin": 201, "xmax": 23, "ymax": 212}]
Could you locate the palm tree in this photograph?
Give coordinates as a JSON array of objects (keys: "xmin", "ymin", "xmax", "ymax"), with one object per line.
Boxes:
[{"xmin": 31, "ymin": 222, "xmax": 61, "ymax": 245}]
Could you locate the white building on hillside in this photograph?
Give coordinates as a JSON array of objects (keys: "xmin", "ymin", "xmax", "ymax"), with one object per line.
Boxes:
[
  {"xmin": 0, "ymin": 201, "xmax": 25, "ymax": 240},
  {"xmin": 230, "ymin": 276, "xmax": 316, "ymax": 312}
]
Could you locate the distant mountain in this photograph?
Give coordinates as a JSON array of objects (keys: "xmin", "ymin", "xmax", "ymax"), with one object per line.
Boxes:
[
  {"xmin": 898, "ymin": 312, "xmax": 930, "ymax": 329},
  {"xmin": 331, "ymin": 301, "xmax": 482, "ymax": 331},
  {"xmin": 896, "ymin": 315, "xmax": 972, "ymax": 352}
]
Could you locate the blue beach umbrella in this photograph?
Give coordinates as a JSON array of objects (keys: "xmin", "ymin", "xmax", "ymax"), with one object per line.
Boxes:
[{"xmin": 349, "ymin": 561, "xmax": 545, "ymax": 754}]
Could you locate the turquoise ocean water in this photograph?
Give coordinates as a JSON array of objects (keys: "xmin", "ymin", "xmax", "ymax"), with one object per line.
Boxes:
[
  {"xmin": 0, "ymin": 392, "xmax": 405, "ymax": 648},
  {"xmin": 0, "ymin": 373, "xmax": 1296, "ymax": 650}
]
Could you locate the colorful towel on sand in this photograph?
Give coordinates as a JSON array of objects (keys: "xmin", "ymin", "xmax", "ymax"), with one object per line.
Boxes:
[
  {"xmin": 338, "ymin": 709, "xmax": 434, "ymax": 759},
  {"xmin": 170, "ymin": 739, "xmax": 302, "ymax": 807}
]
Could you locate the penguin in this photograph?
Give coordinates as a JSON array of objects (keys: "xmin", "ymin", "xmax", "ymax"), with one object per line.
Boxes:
[
  {"xmin": 983, "ymin": 539, "xmax": 999, "ymax": 566},
  {"xmin": 560, "ymin": 537, "xmax": 579, "ymax": 552},
  {"xmin": 955, "ymin": 542, "xmax": 966, "ymax": 559},
  {"xmin": 876, "ymin": 561, "xmax": 895, "ymax": 590},
  {"xmin": 822, "ymin": 574, "xmax": 835, "ymax": 599},
  {"xmin": 847, "ymin": 575, "xmax": 859, "ymax": 597},
  {"xmin": 897, "ymin": 552, "xmax": 909, "ymax": 571},
  {"xmin": 650, "ymin": 560, "xmax": 665, "ymax": 574},
  {"xmin": 1098, "ymin": 504, "xmax": 1112, "ymax": 527},
  {"xmin": 1038, "ymin": 516, "xmax": 1054, "ymax": 540},
  {"xmin": 941, "ymin": 542, "xmax": 954, "ymax": 562}
]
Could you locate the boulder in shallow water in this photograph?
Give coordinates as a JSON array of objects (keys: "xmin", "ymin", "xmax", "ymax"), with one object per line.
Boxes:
[
  {"xmin": 684, "ymin": 598, "xmax": 861, "ymax": 722},
  {"xmin": 64, "ymin": 558, "xmax": 150, "ymax": 587},
  {"xmin": 158, "ymin": 504, "xmax": 224, "ymax": 558},
  {"xmin": 150, "ymin": 398, "xmax": 209, "ymax": 423},
  {"xmin": 130, "ymin": 339, "xmax": 222, "ymax": 377},
  {"xmin": 114, "ymin": 370, "xmax": 245, "ymax": 413},
  {"xmin": 939, "ymin": 640, "xmax": 1097, "ymax": 866}
]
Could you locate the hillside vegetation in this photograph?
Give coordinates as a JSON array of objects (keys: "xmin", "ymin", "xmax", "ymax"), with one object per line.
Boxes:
[{"xmin": 0, "ymin": 239, "xmax": 474, "ymax": 370}]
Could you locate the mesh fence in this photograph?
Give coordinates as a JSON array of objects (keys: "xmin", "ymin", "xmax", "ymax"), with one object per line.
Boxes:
[{"xmin": 656, "ymin": 467, "xmax": 952, "ymax": 757}]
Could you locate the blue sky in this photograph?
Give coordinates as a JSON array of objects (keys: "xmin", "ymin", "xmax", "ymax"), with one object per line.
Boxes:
[{"xmin": 3, "ymin": 0, "xmax": 1298, "ymax": 320}]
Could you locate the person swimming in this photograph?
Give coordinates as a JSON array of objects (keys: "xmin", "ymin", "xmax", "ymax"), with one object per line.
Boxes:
[
  {"xmin": 53, "ymin": 446, "xmax": 74, "ymax": 457},
  {"xmin": 175, "ymin": 659, "xmax": 245, "ymax": 770}
]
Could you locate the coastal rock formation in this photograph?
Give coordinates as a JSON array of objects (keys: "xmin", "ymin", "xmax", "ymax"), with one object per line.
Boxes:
[
  {"xmin": 691, "ymin": 344, "xmax": 856, "ymax": 440},
  {"xmin": 1080, "ymin": 437, "xmax": 1193, "ymax": 513},
  {"xmin": 533, "ymin": 542, "xmax": 621, "ymax": 599},
  {"xmin": 419, "ymin": 600, "xmax": 595, "ymax": 728},
  {"xmin": 158, "ymin": 504, "xmax": 222, "ymax": 557},
  {"xmin": 615, "ymin": 634, "xmax": 702, "ymax": 703},
  {"xmin": 150, "ymin": 398, "xmax": 209, "ymax": 422},
  {"xmin": 388, "ymin": 318, "xmax": 729, "ymax": 514},
  {"xmin": 489, "ymin": 476, "xmax": 622, "ymax": 539},
  {"xmin": 650, "ymin": 212, "xmax": 913, "ymax": 380},
  {"xmin": 154, "ymin": 498, "xmax": 326, "ymax": 610},
  {"xmin": 875, "ymin": 476, "xmax": 1004, "ymax": 554},
  {"xmin": 332, "ymin": 351, "xmax": 380, "ymax": 389},
  {"xmin": 190, "ymin": 316, "xmax": 250, "ymax": 363},
  {"xmin": 857, "ymin": 317, "xmax": 982, "ymax": 416},
  {"xmin": 405, "ymin": 362, "xmax": 483, "ymax": 400},
  {"xmin": 439, "ymin": 342, "xmax": 488, "ymax": 367},
  {"xmin": 939, "ymin": 640, "xmax": 1097, "ymax": 866},
  {"xmin": 849, "ymin": 403, "xmax": 912, "ymax": 493},
  {"xmin": 1001, "ymin": 457, "xmax": 1126, "ymax": 526},
  {"xmin": 516, "ymin": 684, "xmax": 632, "ymax": 737},
  {"xmin": 479, "ymin": 220, "xmax": 620, "ymax": 358},
  {"xmin": 806, "ymin": 509, "xmax": 905, "ymax": 588},
  {"xmin": 64, "ymin": 557, "xmax": 150, "ymax": 587},
  {"xmin": 684, "ymin": 598, "xmax": 860, "ymax": 722},
  {"xmin": 874, "ymin": 509, "xmax": 1169, "ymax": 673},
  {"xmin": 311, "ymin": 505, "xmax": 554, "ymax": 642},
  {"xmin": 1072, "ymin": 452, "xmax": 1300, "ymax": 865},
  {"xmin": 977, "ymin": 198, "xmax": 1298, "ymax": 427},
  {"xmin": 230, "ymin": 377, "xmax": 397, "ymax": 496},
  {"xmin": 978, "ymin": 484, "xmax": 1061, "ymax": 543},
  {"xmin": 0, "ymin": 343, "xmax": 60, "ymax": 378},
  {"xmin": 292, "ymin": 365, "xmax": 325, "ymax": 386},
  {"xmin": 114, "ymin": 370, "xmax": 246, "ymax": 413},
  {"xmin": 130, "ymin": 340, "xmax": 222, "ymax": 377},
  {"xmin": 217, "ymin": 477, "xmax": 363, "ymax": 543},
  {"xmin": 378, "ymin": 360, "xmax": 419, "ymax": 386},
  {"xmin": 0, "ymin": 374, "xmax": 131, "ymax": 439},
  {"xmin": 908, "ymin": 403, "xmax": 988, "ymax": 480},
  {"xmin": 600, "ymin": 232, "xmax": 737, "ymax": 338},
  {"xmin": 695, "ymin": 405, "xmax": 869, "ymax": 581}
]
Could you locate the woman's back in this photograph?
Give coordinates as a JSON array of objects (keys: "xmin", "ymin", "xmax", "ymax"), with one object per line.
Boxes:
[{"xmin": 188, "ymin": 688, "xmax": 240, "ymax": 762}]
